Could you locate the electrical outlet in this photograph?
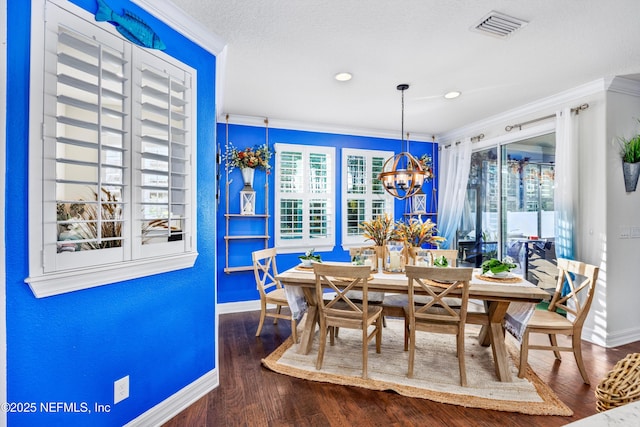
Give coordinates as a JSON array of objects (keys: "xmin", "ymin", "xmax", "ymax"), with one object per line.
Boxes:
[
  {"xmin": 114, "ymin": 375, "xmax": 129, "ymax": 404},
  {"xmin": 620, "ymin": 226, "xmax": 630, "ymax": 239}
]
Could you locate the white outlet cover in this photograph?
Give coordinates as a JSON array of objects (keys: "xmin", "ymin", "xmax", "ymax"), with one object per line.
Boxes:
[
  {"xmin": 114, "ymin": 375, "xmax": 129, "ymax": 404},
  {"xmin": 620, "ymin": 226, "xmax": 630, "ymax": 239}
]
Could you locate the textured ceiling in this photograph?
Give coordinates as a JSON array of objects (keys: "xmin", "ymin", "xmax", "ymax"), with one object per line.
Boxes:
[{"xmin": 170, "ymin": 0, "xmax": 640, "ymax": 137}]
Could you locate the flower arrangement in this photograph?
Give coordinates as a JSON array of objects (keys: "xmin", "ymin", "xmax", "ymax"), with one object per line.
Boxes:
[
  {"xmin": 225, "ymin": 142, "xmax": 272, "ymax": 172},
  {"xmin": 359, "ymin": 213, "xmax": 395, "ymax": 246},
  {"xmin": 418, "ymin": 153, "xmax": 434, "ymax": 181},
  {"xmin": 393, "ymin": 218, "xmax": 445, "ymax": 248}
]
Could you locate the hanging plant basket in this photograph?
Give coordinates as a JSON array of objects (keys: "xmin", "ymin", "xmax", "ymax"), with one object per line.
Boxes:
[{"xmin": 623, "ymin": 161, "xmax": 640, "ymax": 192}]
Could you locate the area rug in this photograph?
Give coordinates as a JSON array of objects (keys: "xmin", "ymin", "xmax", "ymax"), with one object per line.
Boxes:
[{"xmin": 261, "ymin": 319, "xmax": 572, "ymax": 416}]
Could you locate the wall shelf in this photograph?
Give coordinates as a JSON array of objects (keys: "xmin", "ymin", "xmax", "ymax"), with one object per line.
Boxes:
[
  {"xmin": 224, "ymin": 235, "xmax": 270, "ymax": 240},
  {"xmin": 223, "ymin": 266, "xmax": 255, "ymax": 274},
  {"xmin": 223, "ymin": 116, "xmax": 270, "ymax": 273}
]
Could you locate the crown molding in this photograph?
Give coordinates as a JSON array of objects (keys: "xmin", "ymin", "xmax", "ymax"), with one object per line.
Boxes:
[
  {"xmin": 131, "ymin": 0, "xmax": 227, "ymax": 55},
  {"xmin": 605, "ymin": 76, "xmax": 640, "ymax": 97},
  {"xmin": 219, "ymin": 114, "xmax": 435, "ymax": 143},
  {"xmin": 438, "ymin": 78, "xmax": 609, "ymax": 144}
]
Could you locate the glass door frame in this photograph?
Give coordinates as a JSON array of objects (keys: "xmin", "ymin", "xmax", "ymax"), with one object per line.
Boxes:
[{"xmin": 466, "ymin": 122, "xmax": 555, "ymax": 264}]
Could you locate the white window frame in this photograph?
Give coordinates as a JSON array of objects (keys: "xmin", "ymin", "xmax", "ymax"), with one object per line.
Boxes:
[
  {"xmin": 274, "ymin": 143, "xmax": 335, "ymax": 254},
  {"xmin": 341, "ymin": 148, "xmax": 394, "ymax": 248},
  {"xmin": 26, "ymin": 0, "xmax": 198, "ymax": 298}
]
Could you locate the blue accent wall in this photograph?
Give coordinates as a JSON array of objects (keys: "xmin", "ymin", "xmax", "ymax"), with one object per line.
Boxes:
[
  {"xmin": 6, "ymin": 1, "xmax": 217, "ymax": 425},
  {"xmin": 216, "ymin": 123, "xmax": 438, "ymax": 304}
]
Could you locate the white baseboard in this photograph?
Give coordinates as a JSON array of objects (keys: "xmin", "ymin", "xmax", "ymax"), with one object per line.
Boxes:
[
  {"xmin": 217, "ymin": 299, "xmax": 261, "ymax": 314},
  {"xmin": 124, "ymin": 369, "xmax": 219, "ymax": 427},
  {"xmin": 584, "ymin": 325, "xmax": 640, "ymax": 348}
]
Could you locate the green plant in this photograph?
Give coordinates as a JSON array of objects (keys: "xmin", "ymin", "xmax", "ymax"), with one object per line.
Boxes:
[
  {"xmin": 298, "ymin": 249, "xmax": 322, "ymax": 263},
  {"xmin": 619, "ymin": 123, "xmax": 640, "ymax": 163},
  {"xmin": 433, "ymin": 256, "xmax": 448, "ymax": 267},
  {"xmin": 481, "ymin": 257, "xmax": 517, "ymax": 275}
]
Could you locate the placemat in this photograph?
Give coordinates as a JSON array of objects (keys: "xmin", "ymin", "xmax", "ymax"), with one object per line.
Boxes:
[{"xmin": 475, "ymin": 274, "xmax": 522, "ymax": 284}]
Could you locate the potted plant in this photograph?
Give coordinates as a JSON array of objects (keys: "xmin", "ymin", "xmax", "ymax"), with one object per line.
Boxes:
[
  {"xmin": 298, "ymin": 248, "xmax": 322, "ymax": 267},
  {"xmin": 618, "ymin": 126, "xmax": 640, "ymax": 192},
  {"xmin": 359, "ymin": 213, "xmax": 395, "ymax": 269},
  {"xmin": 481, "ymin": 257, "xmax": 518, "ymax": 277},
  {"xmin": 394, "ymin": 218, "xmax": 446, "ymax": 263},
  {"xmin": 225, "ymin": 142, "xmax": 272, "ymax": 188}
]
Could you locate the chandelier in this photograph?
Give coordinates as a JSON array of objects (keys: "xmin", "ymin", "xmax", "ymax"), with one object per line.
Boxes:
[{"xmin": 378, "ymin": 84, "xmax": 427, "ymax": 199}]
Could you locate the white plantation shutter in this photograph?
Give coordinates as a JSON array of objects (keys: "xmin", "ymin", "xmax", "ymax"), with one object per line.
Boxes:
[
  {"xmin": 27, "ymin": 0, "xmax": 198, "ymax": 297},
  {"xmin": 342, "ymin": 148, "xmax": 394, "ymax": 247},
  {"xmin": 274, "ymin": 143, "xmax": 335, "ymax": 252},
  {"xmin": 42, "ymin": 6, "xmax": 130, "ymax": 272},
  {"xmin": 132, "ymin": 51, "xmax": 194, "ymax": 257}
]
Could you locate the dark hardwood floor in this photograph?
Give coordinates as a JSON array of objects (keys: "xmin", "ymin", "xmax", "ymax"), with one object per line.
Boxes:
[{"xmin": 163, "ymin": 311, "xmax": 640, "ymax": 426}]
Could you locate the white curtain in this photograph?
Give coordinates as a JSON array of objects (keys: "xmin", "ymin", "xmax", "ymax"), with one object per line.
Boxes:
[
  {"xmin": 437, "ymin": 138, "xmax": 472, "ymax": 249},
  {"xmin": 554, "ymin": 107, "xmax": 578, "ymax": 262}
]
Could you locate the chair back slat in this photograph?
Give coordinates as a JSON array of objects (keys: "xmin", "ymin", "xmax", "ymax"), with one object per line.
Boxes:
[
  {"xmin": 405, "ymin": 266, "xmax": 473, "ymax": 324},
  {"xmin": 549, "ymin": 258, "xmax": 599, "ymax": 326},
  {"xmin": 313, "ymin": 263, "xmax": 372, "ymax": 321},
  {"xmin": 252, "ymin": 248, "xmax": 281, "ymax": 296},
  {"xmin": 427, "ymin": 249, "xmax": 458, "ymax": 267}
]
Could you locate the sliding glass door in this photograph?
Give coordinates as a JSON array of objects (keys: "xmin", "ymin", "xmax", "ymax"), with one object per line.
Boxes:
[{"xmin": 459, "ymin": 133, "xmax": 557, "ymax": 287}]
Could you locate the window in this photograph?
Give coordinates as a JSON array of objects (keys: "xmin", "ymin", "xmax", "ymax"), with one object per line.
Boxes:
[
  {"xmin": 26, "ymin": 0, "xmax": 197, "ymax": 297},
  {"xmin": 274, "ymin": 143, "xmax": 335, "ymax": 253},
  {"xmin": 341, "ymin": 148, "xmax": 394, "ymax": 247}
]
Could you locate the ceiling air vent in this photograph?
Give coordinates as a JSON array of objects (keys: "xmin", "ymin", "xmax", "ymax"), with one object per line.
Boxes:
[{"xmin": 471, "ymin": 11, "xmax": 528, "ymax": 39}]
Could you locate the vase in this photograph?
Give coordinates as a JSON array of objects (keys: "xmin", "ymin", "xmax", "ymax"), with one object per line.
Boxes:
[
  {"xmin": 623, "ymin": 161, "xmax": 640, "ymax": 192},
  {"xmin": 241, "ymin": 167, "xmax": 255, "ymax": 189},
  {"xmin": 374, "ymin": 245, "xmax": 385, "ymax": 273},
  {"xmin": 384, "ymin": 241, "xmax": 405, "ymax": 273}
]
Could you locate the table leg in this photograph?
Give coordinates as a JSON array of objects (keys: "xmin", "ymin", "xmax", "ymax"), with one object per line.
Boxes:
[
  {"xmin": 478, "ymin": 301, "xmax": 512, "ymax": 382},
  {"xmin": 297, "ymin": 288, "xmax": 318, "ymax": 355}
]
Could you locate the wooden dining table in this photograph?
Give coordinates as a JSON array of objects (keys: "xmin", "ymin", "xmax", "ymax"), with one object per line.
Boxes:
[{"xmin": 276, "ymin": 263, "xmax": 550, "ymax": 382}]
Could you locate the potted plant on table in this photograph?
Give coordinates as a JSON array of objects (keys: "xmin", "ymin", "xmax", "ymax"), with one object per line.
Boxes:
[
  {"xmin": 618, "ymin": 124, "xmax": 640, "ymax": 192},
  {"xmin": 359, "ymin": 213, "xmax": 395, "ymax": 270},
  {"xmin": 394, "ymin": 218, "xmax": 446, "ymax": 264},
  {"xmin": 298, "ymin": 249, "xmax": 322, "ymax": 267},
  {"xmin": 481, "ymin": 257, "xmax": 518, "ymax": 278}
]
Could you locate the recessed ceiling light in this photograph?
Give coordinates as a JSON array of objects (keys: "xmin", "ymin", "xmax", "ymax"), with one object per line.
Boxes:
[
  {"xmin": 444, "ymin": 91, "xmax": 461, "ymax": 99},
  {"xmin": 334, "ymin": 72, "xmax": 353, "ymax": 82}
]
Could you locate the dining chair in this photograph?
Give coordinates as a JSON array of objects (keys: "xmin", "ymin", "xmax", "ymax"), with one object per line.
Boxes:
[
  {"xmin": 404, "ymin": 265, "xmax": 474, "ymax": 386},
  {"xmin": 427, "ymin": 249, "xmax": 458, "ymax": 267},
  {"xmin": 313, "ymin": 263, "xmax": 383, "ymax": 379},
  {"xmin": 517, "ymin": 258, "xmax": 599, "ymax": 384},
  {"xmin": 381, "ymin": 248, "xmax": 460, "ymax": 342},
  {"xmin": 252, "ymin": 248, "xmax": 297, "ymax": 343},
  {"xmin": 347, "ymin": 247, "xmax": 385, "ymax": 304}
]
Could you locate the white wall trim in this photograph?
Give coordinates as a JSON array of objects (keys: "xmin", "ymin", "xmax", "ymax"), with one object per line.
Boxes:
[
  {"xmin": 438, "ymin": 78, "xmax": 608, "ymax": 144},
  {"xmin": 217, "ymin": 300, "xmax": 261, "ymax": 314},
  {"xmin": 221, "ymin": 114, "xmax": 434, "ymax": 142},
  {"xmin": 124, "ymin": 369, "xmax": 219, "ymax": 427},
  {"xmin": 584, "ymin": 324, "xmax": 640, "ymax": 349},
  {"xmin": 131, "ymin": 0, "xmax": 226, "ymax": 55},
  {"xmin": 606, "ymin": 76, "xmax": 640, "ymax": 97}
]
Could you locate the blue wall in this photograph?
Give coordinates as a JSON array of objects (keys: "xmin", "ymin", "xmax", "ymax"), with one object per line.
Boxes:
[
  {"xmin": 216, "ymin": 123, "xmax": 438, "ymax": 304},
  {"xmin": 6, "ymin": 1, "xmax": 217, "ymax": 425}
]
